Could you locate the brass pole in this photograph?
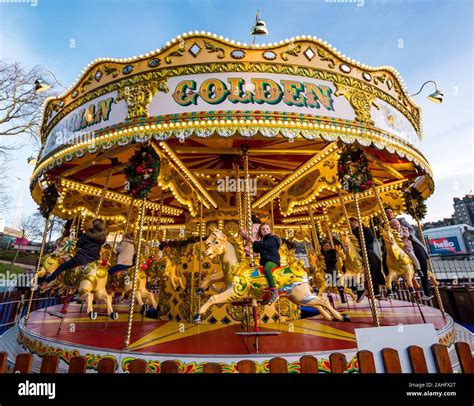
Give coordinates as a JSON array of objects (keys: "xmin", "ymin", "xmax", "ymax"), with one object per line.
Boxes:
[
  {"xmin": 410, "ymin": 202, "xmax": 445, "ymax": 316},
  {"xmin": 235, "ymin": 164, "xmax": 244, "ymax": 231},
  {"xmin": 309, "ymin": 211, "xmax": 321, "ymax": 252},
  {"xmin": 243, "ymin": 148, "xmax": 254, "ymax": 266},
  {"xmin": 270, "ymin": 200, "xmax": 275, "ymax": 231},
  {"xmin": 154, "ymin": 197, "xmax": 163, "ymax": 258},
  {"xmin": 189, "ymin": 193, "xmax": 197, "ymax": 321},
  {"xmin": 196, "ymin": 200, "xmax": 204, "ymax": 314},
  {"xmin": 110, "ymin": 232, "xmax": 118, "ymax": 259},
  {"xmin": 354, "ymin": 192, "xmax": 380, "ymax": 327},
  {"xmin": 338, "ymin": 191, "xmax": 352, "ymax": 231},
  {"xmin": 94, "ymin": 169, "xmax": 113, "ymax": 218},
  {"xmin": 124, "ymin": 200, "xmax": 135, "ymax": 234},
  {"xmin": 25, "ymin": 213, "xmax": 52, "ymax": 322},
  {"xmin": 124, "ymin": 198, "xmax": 147, "ymax": 348}
]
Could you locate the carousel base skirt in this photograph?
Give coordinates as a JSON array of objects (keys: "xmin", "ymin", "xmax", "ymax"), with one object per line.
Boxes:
[{"xmin": 18, "ymin": 299, "xmax": 454, "ymax": 373}]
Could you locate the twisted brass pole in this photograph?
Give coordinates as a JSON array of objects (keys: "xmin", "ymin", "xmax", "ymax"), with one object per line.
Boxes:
[
  {"xmin": 124, "ymin": 198, "xmax": 147, "ymax": 348},
  {"xmin": 243, "ymin": 149, "xmax": 254, "ymax": 266},
  {"xmin": 25, "ymin": 213, "xmax": 52, "ymax": 322},
  {"xmin": 309, "ymin": 210, "xmax": 320, "ymax": 252},
  {"xmin": 94, "ymin": 169, "xmax": 113, "ymax": 218},
  {"xmin": 152, "ymin": 198, "xmax": 163, "ymax": 258},
  {"xmin": 235, "ymin": 164, "xmax": 244, "ymax": 231},
  {"xmin": 196, "ymin": 200, "xmax": 204, "ymax": 314},
  {"xmin": 338, "ymin": 191, "xmax": 352, "ymax": 231},
  {"xmin": 270, "ymin": 200, "xmax": 275, "ymax": 231},
  {"xmin": 124, "ymin": 199, "xmax": 135, "ymax": 234},
  {"xmin": 354, "ymin": 192, "xmax": 380, "ymax": 327}
]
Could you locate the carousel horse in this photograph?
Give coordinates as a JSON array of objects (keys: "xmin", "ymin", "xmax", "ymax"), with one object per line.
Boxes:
[
  {"xmin": 35, "ymin": 237, "xmax": 75, "ymax": 293},
  {"xmin": 106, "ymin": 256, "xmax": 159, "ymax": 312},
  {"xmin": 38, "ymin": 244, "xmax": 118, "ymax": 320},
  {"xmin": 78, "ymin": 258, "xmax": 118, "ymax": 320},
  {"xmin": 194, "ymin": 228, "xmax": 350, "ymax": 323},
  {"xmin": 307, "ymin": 249, "xmax": 326, "ymax": 292},
  {"xmin": 380, "ymin": 225, "xmax": 415, "ymax": 295},
  {"xmin": 198, "ymin": 238, "xmax": 296, "ymax": 295},
  {"xmin": 161, "ymin": 248, "xmax": 186, "ymax": 291},
  {"xmin": 339, "ymin": 232, "xmax": 365, "ymax": 298}
]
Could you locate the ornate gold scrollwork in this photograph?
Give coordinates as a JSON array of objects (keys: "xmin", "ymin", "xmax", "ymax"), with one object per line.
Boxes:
[
  {"xmin": 115, "ymin": 80, "xmax": 169, "ymax": 119},
  {"xmin": 80, "ymin": 73, "xmax": 94, "ymax": 93},
  {"xmin": 165, "ymin": 42, "xmax": 187, "ymax": 64},
  {"xmin": 317, "ymin": 48, "xmax": 336, "ymax": 68},
  {"xmin": 204, "ymin": 40, "xmax": 226, "ymax": 59},
  {"xmin": 335, "ymin": 83, "xmax": 379, "ymax": 126},
  {"xmin": 323, "ymin": 159, "xmax": 336, "ymax": 169},
  {"xmin": 280, "ymin": 44, "xmax": 302, "ymax": 61},
  {"xmin": 320, "ymin": 176, "xmax": 337, "ymax": 185},
  {"xmin": 103, "ymin": 65, "xmax": 119, "ymax": 78}
]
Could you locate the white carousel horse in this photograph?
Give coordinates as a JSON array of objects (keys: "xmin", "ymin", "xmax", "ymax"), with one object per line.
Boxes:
[{"xmin": 194, "ymin": 228, "xmax": 350, "ymax": 323}]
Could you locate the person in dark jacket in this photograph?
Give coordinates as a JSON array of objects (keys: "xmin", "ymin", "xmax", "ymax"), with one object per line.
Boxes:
[
  {"xmin": 39, "ymin": 219, "xmax": 108, "ymax": 286},
  {"xmin": 385, "ymin": 208, "xmax": 432, "ymax": 300},
  {"xmin": 349, "ymin": 217, "xmax": 385, "ymax": 295},
  {"xmin": 241, "ymin": 222, "xmax": 280, "ymax": 304},
  {"xmin": 320, "ymin": 239, "xmax": 348, "ymax": 303}
]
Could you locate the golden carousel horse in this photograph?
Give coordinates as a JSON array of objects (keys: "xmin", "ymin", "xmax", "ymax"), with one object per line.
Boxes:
[
  {"xmin": 338, "ymin": 232, "xmax": 365, "ymax": 300},
  {"xmin": 106, "ymin": 255, "xmax": 159, "ymax": 313},
  {"xmin": 380, "ymin": 225, "xmax": 415, "ymax": 295},
  {"xmin": 194, "ymin": 228, "xmax": 350, "ymax": 323},
  {"xmin": 37, "ymin": 244, "xmax": 118, "ymax": 320}
]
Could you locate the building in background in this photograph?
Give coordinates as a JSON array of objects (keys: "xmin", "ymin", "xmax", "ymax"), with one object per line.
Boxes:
[
  {"xmin": 452, "ymin": 194, "xmax": 474, "ymax": 226},
  {"xmin": 423, "ymin": 218, "xmax": 454, "ymax": 230}
]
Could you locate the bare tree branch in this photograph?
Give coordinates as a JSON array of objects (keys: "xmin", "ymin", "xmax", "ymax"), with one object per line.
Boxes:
[{"xmin": 0, "ymin": 61, "xmax": 50, "ymax": 146}]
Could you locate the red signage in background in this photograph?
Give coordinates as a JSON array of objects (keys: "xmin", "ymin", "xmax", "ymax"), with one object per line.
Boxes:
[{"xmin": 14, "ymin": 237, "xmax": 30, "ymax": 249}]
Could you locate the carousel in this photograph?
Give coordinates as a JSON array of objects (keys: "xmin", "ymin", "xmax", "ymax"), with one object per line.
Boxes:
[{"xmin": 19, "ymin": 28, "xmax": 452, "ymax": 373}]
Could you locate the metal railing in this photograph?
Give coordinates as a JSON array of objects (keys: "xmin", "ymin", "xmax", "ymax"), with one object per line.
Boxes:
[{"xmin": 0, "ymin": 290, "xmax": 67, "ymax": 334}]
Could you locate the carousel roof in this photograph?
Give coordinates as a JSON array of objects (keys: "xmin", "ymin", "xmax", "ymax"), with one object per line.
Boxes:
[{"xmin": 31, "ymin": 33, "xmax": 434, "ymax": 232}]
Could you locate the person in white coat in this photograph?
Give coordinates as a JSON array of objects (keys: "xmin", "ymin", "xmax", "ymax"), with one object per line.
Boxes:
[{"xmin": 108, "ymin": 233, "xmax": 135, "ymax": 275}]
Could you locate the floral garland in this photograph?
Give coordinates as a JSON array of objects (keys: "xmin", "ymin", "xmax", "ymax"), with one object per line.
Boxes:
[
  {"xmin": 124, "ymin": 145, "xmax": 160, "ymax": 199},
  {"xmin": 38, "ymin": 183, "xmax": 59, "ymax": 218},
  {"xmin": 337, "ymin": 144, "xmax": 374, "ymax": 193},
  {"xmin": 403, "ymin": 187, "xmax": 427, "ymax": 220}
]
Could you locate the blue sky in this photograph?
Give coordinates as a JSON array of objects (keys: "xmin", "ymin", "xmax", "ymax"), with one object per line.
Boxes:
[{"xmin": 0, "ymin": 0, "xmax": 473, "ymax": 227}]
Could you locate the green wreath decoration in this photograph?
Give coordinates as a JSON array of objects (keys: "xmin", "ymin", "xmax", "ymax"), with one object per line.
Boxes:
[
  {"xmin": 124, "ymin": 145, "xmax": 161, "ymax": 199},
  {"xmin": 38, "ymin": 183, "xmax": 59, "ymax": 218},
  {"xmin": 337, "ymin": 144, "xmax": 374, "ymax": 193},
  {"xmin": 403, "ymin": 187, "xmax": 427, "ymax": 220}
]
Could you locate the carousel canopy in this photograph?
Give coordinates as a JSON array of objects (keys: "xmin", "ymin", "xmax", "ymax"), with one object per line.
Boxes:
[{"xmin": 31, "ymin": 33, "xmax": 433, "ymax": 232}]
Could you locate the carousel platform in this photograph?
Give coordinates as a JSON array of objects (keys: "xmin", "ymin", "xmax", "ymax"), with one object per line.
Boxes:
[{"xmin": 17, "ymin": 298, "xmax": 454, "ymax": 373}]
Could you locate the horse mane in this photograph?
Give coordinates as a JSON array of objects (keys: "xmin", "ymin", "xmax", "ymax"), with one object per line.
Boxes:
[
  {"xmin": 383, "ymin": 224, "xmax": 404, "ymax": 248},
  {"xmin": 347, "ymin": 232, "xmax": 361, "ymax": 252},
  {"xmin": 226, "ymin": 233, "xmax": 246, "ymax": 263}
]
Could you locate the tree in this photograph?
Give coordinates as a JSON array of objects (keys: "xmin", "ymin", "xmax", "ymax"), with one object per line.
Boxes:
[
  {"xmin": 0, "ymin": 61, "xmax": 50, "ymax": 216},
  {"xmin": 0, "ymin": 61, "xmax": 47, "ymax": 142}
]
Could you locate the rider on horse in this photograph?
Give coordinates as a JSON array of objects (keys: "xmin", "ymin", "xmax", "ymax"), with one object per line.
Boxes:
[{"xmin": 241, "ymin": 222, "xmax": 280, "ymax": 304}]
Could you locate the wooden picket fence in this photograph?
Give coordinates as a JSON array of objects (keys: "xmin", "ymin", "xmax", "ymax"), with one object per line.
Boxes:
[{"xmin": 0, "ymin": 341, "xmax": 472, "ymax": 373}]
